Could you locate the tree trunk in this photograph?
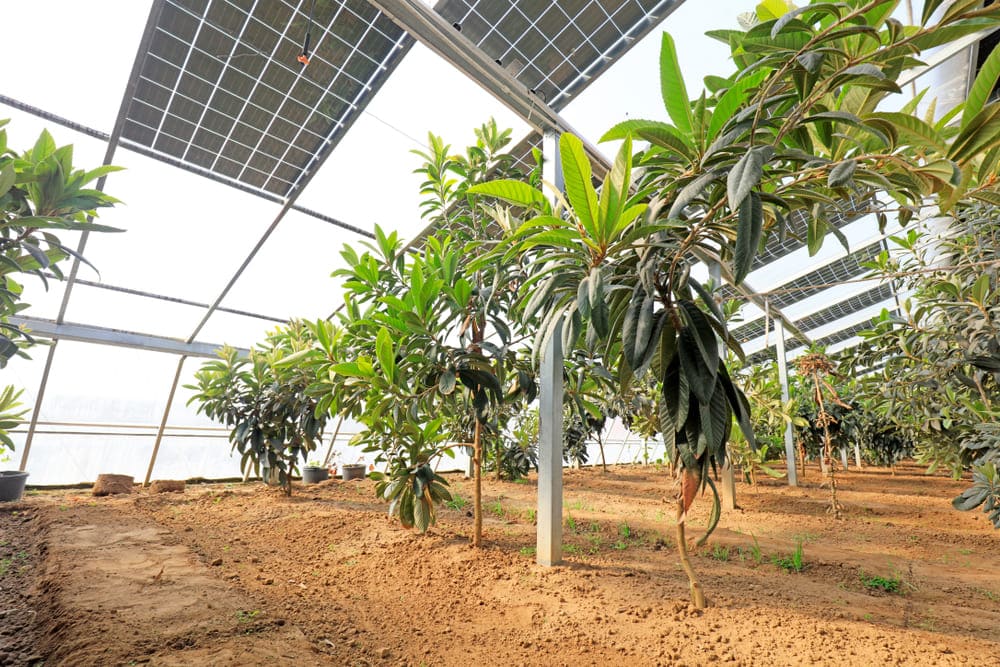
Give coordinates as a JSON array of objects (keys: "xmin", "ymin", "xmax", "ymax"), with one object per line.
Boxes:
[
  {"xmin": 822, "ymin": 423, "xmax": 841, "ymax": 519},
  {"xmin": 473, "ymin": 419, "xmax": 483, "ymax": 547},
  {"xmin": 597, "ymin": 433, "xmax": 608, "ymax": 473},
  {"xmin": 495, "ymin": 437, "xmax": 502, "ymax": 482},
  {"xmin": 675, "ymin": 500, "xmax": 705, "ymax": 608}
]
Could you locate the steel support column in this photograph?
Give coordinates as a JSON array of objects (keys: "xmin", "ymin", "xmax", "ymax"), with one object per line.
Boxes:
[
  {"xmin": 144, "ymin": 356, "xmax": 187, "ymax": 486},
  {"xmin": 774, "ymin": 319, "xmax": 798, "ymax": 486},
  {"xmin": 18, "ymin": 342, "xmax": 58, "ymax": 472},
  {"xmin": 536, "ymin": 130, "xmax": 564, "ymax": 567}
]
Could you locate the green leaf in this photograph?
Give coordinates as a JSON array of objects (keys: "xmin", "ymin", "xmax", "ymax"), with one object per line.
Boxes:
[
  {"xmin": 0, "ymin": 163, "xmax": 14, "ymax": 197},
  {"xmin": 467, "ymin": 179, "xmax": 549, "ymax": 212},
  {"xmin": 733, "ymin": 191, "xmax": 763, "ymax": 284},
  {"xmin": 559, "ymin": 133, "xmax": 600, "ymax": 241},
  {"xmin": 727, "ymin": 146, "xmax": 772, "ymax": 209},
  {"xmin": 659, "ymin": 33, "xmax": 693, "ymax": 136},
  {"xmin": 949, "ymin": 104, "xmax": 1000, "ymax": 165},
  {"xmin": 921, "ymin": 0, "xmax": 948, "ymax": 25},
  {"xmin": 707, "ymin": 70, "xmax": 767, "ymax": 140},
  {"xmin": 867, "ymin": 111, "xmax": 947, "ymax": 154},
  {"xmin": 668, "ymin": 171, "xmax": 718, "ymax": 220},
  {"xmin": 376, "ymin": 327, "xmax": 396, "ymax": 383},
  {"xmin": 827, "ymin": 160, "xmax": 857, "ymax": 188},
  {"xmin": 439, "ymin": 369, "xmax": 456, "ymax": 395}
]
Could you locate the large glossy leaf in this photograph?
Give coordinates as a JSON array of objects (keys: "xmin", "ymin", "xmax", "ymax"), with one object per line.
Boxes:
[
  {"xmin": 733, "ymin": 191, "xmax": 763, "ymax": 284},
  {"xmin": 727, "ymin": 146, "xmax": 772, "ymax": 209},
  {"xmin": 668, "ymin": 171, "xmax": 719, "ymax": 219},
  {"xmin": 659, "ymin": 33, "xmax": 693, "ymax": 136},
  {"xmin": 707, "ymin": 70, "xmax": 768, "ymax": 140},
  {"xmin": 867, "ymin": 111, "xmax": 946, "ymax": 154},
  {"xmin": 964, "ymin": 45, "xmax": 1000, "ymax": 130},
  {"xmin": 559, "ymin": 133, "xmax": 600, "ymax": 241},
  {"xmin": 949, "ymin": 104, "xmax": 1000, "ymax": 165},
  {"xmin": 466, "ymin": 179, "xmax": 549, "ymax": 212}
]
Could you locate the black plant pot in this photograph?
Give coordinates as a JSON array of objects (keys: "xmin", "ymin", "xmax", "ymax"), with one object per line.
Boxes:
[
  {"xmin": 341, "ymin": 464, "xmax": 367, "ymax": 481},
  {"xmin": 0, "ymin": 471, "xmax": 29, "ymax": 502},
  {"xmin": 302, "ymin": 466, "xmax": 329, "ymax": 484}
]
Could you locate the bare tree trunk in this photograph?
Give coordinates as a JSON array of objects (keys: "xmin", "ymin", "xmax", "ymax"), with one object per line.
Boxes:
[
  {"xmin": 676, "ymin": 500, "xmax": 705, "ymax": 609},
  {"xmin": 822, "ymin": 422, "xmax": 841, "ymax": 519},
  {"xmin": 597, "ymin": 432, "xmax": 607, "ymax": 473},
  {"xmin": 473, "ymin": 419, "xmax": 483, "ymax": 547}
]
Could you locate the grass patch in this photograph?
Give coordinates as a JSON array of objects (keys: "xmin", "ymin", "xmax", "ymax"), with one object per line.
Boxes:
[
  {"xmin": 445, "ymin": 494, "xmax": 467, "ymax": 511},
  {"xmin": 772, "ymin": 538, "xmax": 805, "ymax": 573},
  {"xmin": 859, "ymin": 570, "xmax": 902, "ymax": 594}
]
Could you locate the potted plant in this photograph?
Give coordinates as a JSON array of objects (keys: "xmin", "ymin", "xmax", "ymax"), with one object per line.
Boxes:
[
  {"xmin": 302, "ymin": 460, "xmax": 329, "ymax": 484},
  {"xmin": 341, "ymin": 461, "xmax": 367, "ymax": 481}
]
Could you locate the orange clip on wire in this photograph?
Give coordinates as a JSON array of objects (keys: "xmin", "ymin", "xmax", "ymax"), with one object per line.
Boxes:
[{"xmin": 297, "ymin": 53, "xmax": 310, "ymax": 65}]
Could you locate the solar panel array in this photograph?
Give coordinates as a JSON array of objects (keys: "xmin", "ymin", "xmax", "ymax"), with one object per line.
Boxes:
[
  {"xmin": 436, "ymin": 0, "xmax": 682, "ymax": 109},
  {"xmin": 123, "ymin": 0, "xmax": 412, "ymax": 197}
]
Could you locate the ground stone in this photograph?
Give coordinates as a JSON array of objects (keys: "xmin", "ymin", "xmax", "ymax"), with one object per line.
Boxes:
[
  {"xmin": 149, "ymin": 480, "xmax": 185, "ymax": 494},
  {"xmin": 92, "ymin": 474, "xmax": 134, "ymax": 496}
]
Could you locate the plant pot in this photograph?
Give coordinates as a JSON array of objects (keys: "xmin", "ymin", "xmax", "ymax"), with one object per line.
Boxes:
[
  {"xmin": 341, "ymin": 463, "xmax": 367, "ymax": 481},
  {"xmin": 302, "ymin": 466, "xmax": 329, "ymax": 484},
  {"xmin": 261, "ymin": 466, "xmax": 282, "ymax": 486},
  {"xmin": 0, "ymin": 470, "xmax": 29, "ymax": 502}
]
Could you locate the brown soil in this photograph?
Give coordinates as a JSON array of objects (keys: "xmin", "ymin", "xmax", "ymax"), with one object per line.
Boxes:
[{"xmin": 2, "ymin": 462, "xmax": 998, "ymax": 666}]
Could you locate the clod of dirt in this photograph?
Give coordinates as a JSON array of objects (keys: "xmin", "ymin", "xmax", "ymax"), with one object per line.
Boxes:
[
  {"xmin": 149, "ymin": 480, "xmax": 185, "ymax": 494},
  {"xmin": 92, "ymin": 474, "xmax": 135, "ymax": 496}
]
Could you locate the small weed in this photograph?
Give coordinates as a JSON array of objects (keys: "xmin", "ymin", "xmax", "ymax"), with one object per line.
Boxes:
[
  {"xmin": 975, "ymin": 587, "xmax": 999, "ymax": 602},
  {"xmin": 588, "ymin": 521, "xmax": 600, "ymax": 533},
  {"xmin": 514, "ymin": 478, "xmax": 529, "ymax": 485},
  {"xmin": 524, "ymin": 508, "xmax": 537, "ymax": 523},
  {"xmin": 618, "ymin": 522, "xmax": 631, "ymax": 539},
  {"xmin": 587, "ymin": 533, "xmax": 603, "ymax": 553},
  {"xmin": 958, "ymin": 548, "xmax": 973, "ymax": 556},
  {"xmin": 565, "ymin": 514, "xmax": 577, "ymax": 533},
  {"xmin": 490, "ymin": 499, "xmax": 505, "ymax": 518},
  {"xmin": 748, "ymin": 533, "xmax": 764, "ymax": 564},
  {"xmin": 612, "ymin": 541, "xmax": 628, "ymax": 550},
  {"xmin": 859, "ymin": 570, "xmax": 902, "ymax": 594},
  {"xmin": 445, "ymin": 494, "xmax": 467, "ymax": 511},
  {"xmin": 519, "ymin": 546, "xmax": 536, "ymax": 557},
  {"xmin": 772, "ymin": 538, "xmax": 805, "ymax": 573},
  {"xmin": 711, "ymin": 545, "xmax": 730, "ymax": 562},
  {"xmin": 863, "ymin": 613, "xmax": 874, "ymax": 622},
  {"xmin": 564, "ymin": 544, "xmax": 580, "ymax": 554},
  {"xmin": 0, "ymin": 558, "xmax": 10, "ymax": 577},
  {"xmin": 654, "ymin": 509, "xmax": 665, "ymax": 522},
  {"xmin": 236, "ymin": 609, "xmax": 261, "ymax": 623},
  {"xmin": 566, "ymin": 498, "xmax": 593, "ymax": 512}
]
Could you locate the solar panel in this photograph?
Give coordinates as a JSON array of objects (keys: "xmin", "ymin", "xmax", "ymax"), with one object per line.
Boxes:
[
  {"xmin": 436, "ymin": 0, "xmax": 682, "ymax": 110},
  {"xmin": 122, "ymin": 0, "xmax": 413, "ymax": 198}
]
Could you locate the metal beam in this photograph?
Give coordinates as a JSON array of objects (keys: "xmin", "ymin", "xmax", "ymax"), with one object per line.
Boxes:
[
  {"xmin": 368, "ymin": 0, "xmax": 607, "ymax": 167},
  {"xmin": 18, "ymin": 341, "xmax": 58, "ymax": 472},
  {"xmin": 144, "ymin": 356, "xmax": 188, "ymax": 486},
  {"xmin": 0, "ymin": 93, "xmax": 375, "ymax": 240},
  {"xmin": 11, "ymin": 316, "xmax": 240, "ymax": 359}
]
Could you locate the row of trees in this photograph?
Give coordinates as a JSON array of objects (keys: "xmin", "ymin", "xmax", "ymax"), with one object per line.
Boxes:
[{"xmin": 188, "ymin": 0, "xmax": 1000, "ymax": 609}]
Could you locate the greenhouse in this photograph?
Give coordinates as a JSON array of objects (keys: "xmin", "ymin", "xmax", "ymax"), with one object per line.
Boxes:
[{"xmin": 1, "ymin": 0, "xmax": 999, "ymax": 664}]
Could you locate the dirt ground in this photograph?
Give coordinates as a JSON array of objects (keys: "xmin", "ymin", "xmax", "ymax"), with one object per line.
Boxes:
[{"xmin": 1, "ymin": 461, "xmax": 998, "ymax": 666}]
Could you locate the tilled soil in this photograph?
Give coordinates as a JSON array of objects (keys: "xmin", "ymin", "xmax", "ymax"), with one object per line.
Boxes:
[{"xmin": 1, "ymin": 462, "xmax": 998, "ymax": 666}]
